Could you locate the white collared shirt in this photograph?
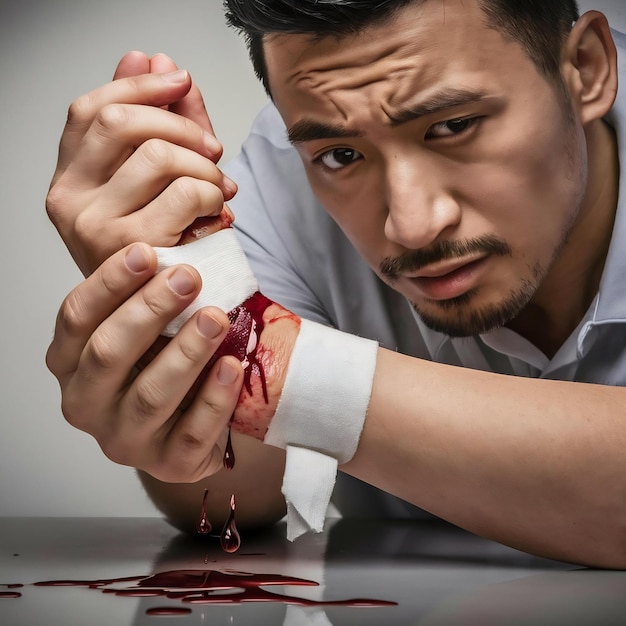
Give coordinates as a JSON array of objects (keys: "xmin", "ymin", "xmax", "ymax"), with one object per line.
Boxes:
[{"xmin": 225, "ymin": 28, "xmax": 626, "ymax": 517}]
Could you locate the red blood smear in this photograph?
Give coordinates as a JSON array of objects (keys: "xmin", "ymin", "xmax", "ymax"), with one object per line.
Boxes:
[
  {"xmin": 138, "ymin": 570, "xmax": 318, "ymax": 590},
  {"xmin": 183, "ymin": 587, "xmax": 396, "ymax": 606},
  {"xmin": 35, "ymin": 575, "xmax": 144, "ymax": 587},
  {"xmin": 146, "ymin": 607, "xmax": 192, "ymax": 616},
  {"xmin": 0, "ymin": 592, "xmax": 21, "ymax": 599}
]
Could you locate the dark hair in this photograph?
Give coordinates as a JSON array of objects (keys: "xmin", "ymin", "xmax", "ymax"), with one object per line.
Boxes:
[{"xmin": 223, "ymin": 0, "xmax": 580, "ymax": 95}]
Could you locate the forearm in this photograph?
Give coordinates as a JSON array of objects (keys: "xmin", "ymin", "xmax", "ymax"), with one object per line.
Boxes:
[
  {"xmin": 345, "ymin": 347, "xmax": 626, "ymax": 568},
  {"xmin": 139, "ymin": 433, "xmax": 286, "ymax": 533}
]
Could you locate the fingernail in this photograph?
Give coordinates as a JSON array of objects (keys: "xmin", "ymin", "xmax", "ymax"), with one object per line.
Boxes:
[
  {"xmin": 223, "ymin": 176, "xmax": 238, "ymax": 196},
  {"xmin": 204, "ymin": 132, "xmax": 222, "ymax": 155},
  {"xmin": 217, "ymin": 359, "xmax": 239, "ymax": 385},
  {"xmin": 168, "ymin": 267, "xmax": 196, "ymax": 296},
  {"xmin": 197, "ymin": 311, "xmax": 223, "ymax": 338},
  {"xmin": 162, "ymin": 69, "xmax": 188, "ymax": 84},
  {"xmin": 125, "ymin": 244, "xmax": 150, "ymax": 273}
]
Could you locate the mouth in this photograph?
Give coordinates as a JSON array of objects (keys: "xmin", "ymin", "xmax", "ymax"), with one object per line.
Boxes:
[{"xmin": 401, "ymin": 256, "xmax": 488, "ymax": 301}]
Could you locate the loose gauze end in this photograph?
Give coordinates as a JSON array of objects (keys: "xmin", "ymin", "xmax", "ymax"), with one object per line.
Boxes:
[
  {"xmin": 264, "ymin": 319, "xmax": 379, "ymax": 540},
  {"xmin": 154, "ymin": 229, "xmax": 259, "ymax": 336}
]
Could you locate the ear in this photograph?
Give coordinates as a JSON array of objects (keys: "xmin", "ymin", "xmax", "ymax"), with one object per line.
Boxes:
[{"xmin": 562, "ymin": 11, "xmax": 618, "ymax": 125}]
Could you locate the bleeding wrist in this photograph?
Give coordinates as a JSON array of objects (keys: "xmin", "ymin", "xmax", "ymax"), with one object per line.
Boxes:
[{"xmin": 230, "ymin": 301, "xmax": 301, "ymax": 439}]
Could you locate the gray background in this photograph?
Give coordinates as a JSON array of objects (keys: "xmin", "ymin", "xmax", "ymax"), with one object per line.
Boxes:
[{"xmin": 0, "ymin": 0, "xmax": 624, "ymax": 518}]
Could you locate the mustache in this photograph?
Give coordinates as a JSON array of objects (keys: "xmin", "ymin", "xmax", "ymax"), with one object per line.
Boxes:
[{"xmin": 380, "ymin": 235, "xmax": 512, "ymax": 281}]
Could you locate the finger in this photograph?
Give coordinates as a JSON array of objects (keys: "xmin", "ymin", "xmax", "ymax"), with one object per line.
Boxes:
[
  {"xmin": 62, "ymin": 103, "xmax": 225, "ymax": 190},
  {"xmin": 66, "ymin": 260, "xmax": 204, "ymax": 412},
  {"xmin": 150, "ymin": 53, "xmax": 218, "ymax": 139},
  {"xmin": 113, "ymin": 50, "xmax": 150, "ymax": 80},
  {"xmin": 149, "ymin": 52, "xmax": 178, "ymax": 74},
  {"xmin": 55, "ymin": 70, "xmax": 194, "ymax": 180},
  {"xmin": 156, "ymin": 355, "xmax": 244, "ymax": 481},
  {"xmin": 46, "ymin": 243, "xmax": 157, "ymax": 383},
  {"xmin": 95, "ymin": 137, "xmax": 232, "ymax": 219},
  {"xmin": 114, "ymin": 178, "xmax": 228, "ymax": 248}
]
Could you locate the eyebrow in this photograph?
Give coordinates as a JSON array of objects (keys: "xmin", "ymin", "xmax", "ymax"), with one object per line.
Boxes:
[{"xmin": 287, "ymin": 88, "xmax": 489, "ymax": 145}]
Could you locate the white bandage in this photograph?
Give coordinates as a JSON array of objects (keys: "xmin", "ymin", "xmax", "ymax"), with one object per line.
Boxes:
[
  {"xmin": 154, "ymin": 229, "xmax": 258, "ymax": 336},
  {"xmin": 264, "ymin": 319, "xmax": 378, "ymax": 541}
]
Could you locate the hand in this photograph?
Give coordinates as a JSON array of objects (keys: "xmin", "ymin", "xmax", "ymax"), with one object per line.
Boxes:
[
  {"xmin": 46, "ymin": 241, "xmax": 300, "ymax": 483},
  {"xmin": 45, "ymin": 242, "xmax": 241, "ymax": 482},
  {"xmin": 46, "ymin": 51, "xmax": 237, "ymax": 276}
]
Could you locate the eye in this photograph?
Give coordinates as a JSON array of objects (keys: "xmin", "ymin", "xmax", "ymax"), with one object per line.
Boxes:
[
  {"xmin": 315, "ymin": 147, "xmax": 363, "ymax": 170},
  {"xmin": 426, "ymin": 117, "xmax": 480, "ymax": 139}
]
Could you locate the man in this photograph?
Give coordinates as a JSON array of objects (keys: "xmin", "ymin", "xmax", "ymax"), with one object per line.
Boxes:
[{"xmin": 45, "ymin": 0, "xmax": 626, "ymax": 568}]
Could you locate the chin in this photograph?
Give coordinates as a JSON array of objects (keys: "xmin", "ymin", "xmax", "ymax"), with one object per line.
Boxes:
[{"xmin": 411, "ymin": 286, "xmax": 533, "ymax": 337}]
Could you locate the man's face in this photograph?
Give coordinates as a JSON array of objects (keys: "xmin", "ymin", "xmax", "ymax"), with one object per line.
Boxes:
[{"xmin": 264, "ymin": 0, "xmax": 587, "ymax": 336}]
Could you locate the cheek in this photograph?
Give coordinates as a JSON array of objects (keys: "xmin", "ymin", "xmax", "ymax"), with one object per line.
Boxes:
[
  {"xmin": 471, "ymin": 122, "xmax": 582, "ymax": 243},
  {"xmin": 311, "ymin": 179, "xmax": 388, "ymax": 267}
]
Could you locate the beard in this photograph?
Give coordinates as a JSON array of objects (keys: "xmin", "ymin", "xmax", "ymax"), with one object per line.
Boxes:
[
  {"xmin": 380, "ymin": 234, "xmax": 538, "ymax": 336},
  {"xmin": 380, "ymin": 235, "xmax": 555, "ymax": 337},
  {"xmin": 410, "ymin": 276, "xmax": 539, "ymax": 337}
]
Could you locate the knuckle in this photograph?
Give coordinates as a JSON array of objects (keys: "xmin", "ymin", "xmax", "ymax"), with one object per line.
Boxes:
[
  {"xmin": 100, "ymin": 433, "xmax": 135, "ymax": 466},
  {"xmin": 45, "ymin": 184, "xmax": 68, "ymax": 224},
  {"xmin": 73, "ymin": 210, "xmax": 104, "ymax": 250},
  {"xmin": 177, "ymin": 428, "xmax": 205, "ymax": 452},
  {"xmin": 66, "ymin": 93, "xmax": 95, "ymax": 127},
  {"xmin": 140, "ymin": 287, "xmax": 171, "ymax": 320},
  {"xmin": 176, "ymin": 336, "xmax": 207, "ymax": 366},
  {"xmin": 123, "ymin": 75, "xmax": 142, "ymax": 93},
  {"xmin": 73, "ymin": 212, "xmax": 126, "ymax": 267},
  {"xmin": 56, "ymin": 289, "xmax": 88, "ymax": 337},
  {"xmin": 44, "ymin": 343, "xmax": 60, "ymax": 377},
  {"xmin": 85, "ymin": 328, "xmax": 121, "ymax": 371},
  {"xmin": 96, "ymin": 257, "xmax": 130, "ymax": 297},
  {"xmin": 60, "ymin": 392, "xmax": 91, "ymax": 432},
  {"xmin": 155, "ymin": 449, "xmax": 204, "ymax": 484},
  {"xmin": 140, "ymin": 137, "xmax": 172, "ymax": 170},
  {"xmin": 95, "ymin": 103, "xmax": 132, "ymax": 136},
  {"xmin": 170, "ymin": 176, "xmax": 202, "ymax": 209},
  {"xmin": 130, "ymin": 376, "xmax": 168, "ymax": 423},
  {"xmin": 195, "ymin": 388, "xmax": 228, "ymax": 419}
]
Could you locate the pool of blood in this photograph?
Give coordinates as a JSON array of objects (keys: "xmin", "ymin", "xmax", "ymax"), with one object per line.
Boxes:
[{"xmin": 22, "ymin": 568, "xmax": 396, "ymax": 611}]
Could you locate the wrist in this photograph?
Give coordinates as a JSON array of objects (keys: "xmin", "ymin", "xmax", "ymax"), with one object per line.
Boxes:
[{"xmin": 230, "ymin": 301, "xmax": 300, "ymax": 438}]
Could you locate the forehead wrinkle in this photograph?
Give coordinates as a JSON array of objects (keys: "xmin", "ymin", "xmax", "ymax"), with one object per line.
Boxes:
[{"xmin": 287, "ymin": 84, "xmax": 493, "ymax": 145}]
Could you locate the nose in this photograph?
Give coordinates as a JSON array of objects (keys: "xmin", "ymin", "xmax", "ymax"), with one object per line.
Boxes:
[{"xmin": 383, "ymin": 153, "xmax": 461, "ymax": 249}]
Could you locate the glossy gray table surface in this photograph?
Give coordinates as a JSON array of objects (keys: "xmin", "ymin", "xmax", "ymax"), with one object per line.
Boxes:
[{"xmin": 0, "ymin": 516, "xmax": 624, "ymax": 625}]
